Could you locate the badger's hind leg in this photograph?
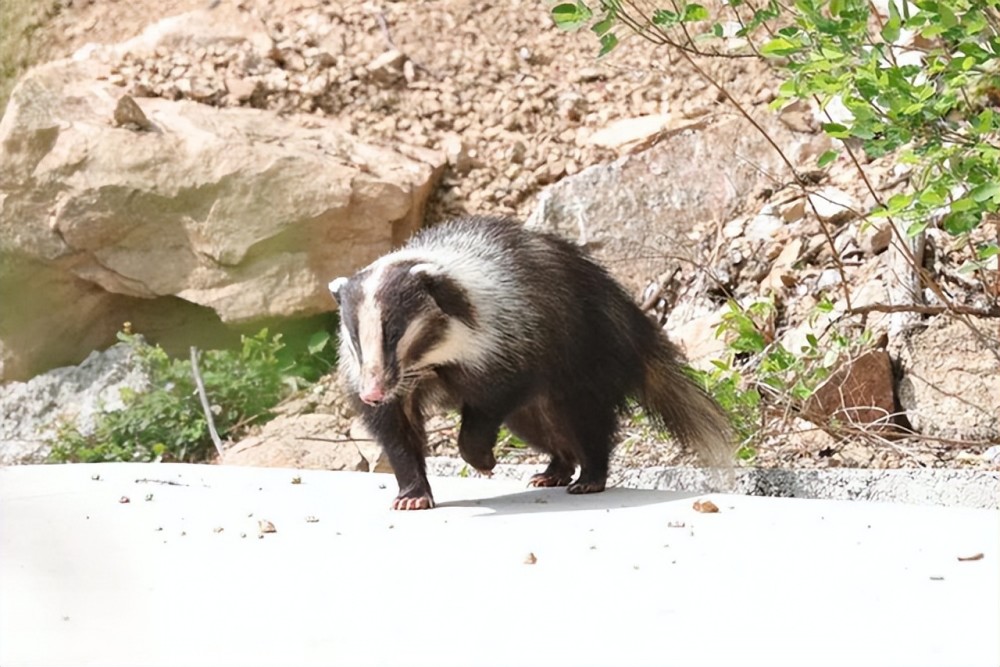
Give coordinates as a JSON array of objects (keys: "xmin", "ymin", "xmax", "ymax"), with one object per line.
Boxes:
[
  {"xmin": 564, "ymin": 399, "xmax": 617, "ymax": 494},
  {"xmin": 506, "ymin": 396, "xmax": 616, "ymax": 493},
  {"xmin": 505, "ymin": 401, "xmax": 575, "ymax": 487}
]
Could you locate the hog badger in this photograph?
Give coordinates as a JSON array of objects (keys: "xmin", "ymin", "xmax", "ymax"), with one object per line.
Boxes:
[{"xmin": 329, "ymin": 216, "xmax": 733, "ymax": 509}]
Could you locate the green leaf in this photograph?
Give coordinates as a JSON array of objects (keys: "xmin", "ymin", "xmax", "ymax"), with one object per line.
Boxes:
[
  {"xmin": 821, "ymin": 122, "xmax": 850, "ymax": 138},
  {"xmin": 551, "ymin": 2, "xmax": 593, "ymax": 30},
  {"xmin": 978, "ymin": 243, "xmax": 1000, "ymax": 260},
  {"xmin": 918, "ymin": 189, "xmax": 944, "ymax": 206},
  {"xmin": 817, "ymin": 150, "xmax": 839, "ymax": 167},
  {"xmin": 957, "ymin": 260, "xmax": 981, "ymax": 275},
  {"xmin": 591, "ymin": 16, "xmax": 614, "ymax": 36},
  {"xmin": 975, "ymin": 109, "xmax": 995, "ymax": 134},
  {"xmin": 921, "ymin": 23, "xmax": 945, "ymax": 38},
  {"xmin": 683, "ymin": 3, "xmax": 709, "ymax": 21},
  {"xmin": 881, "ymin": 0, "xmax": 901, "ymax": 42},
  {"xmin": 887, "ymin": 193, "xmax": 913, "ymax": 212},
  {"xmin": 942, "ymin": 210, "xmax": 979, "ymax": 235},
  {"xmin": 598, "ymin": 32, "xmax": 618, "ymax": 57},
  {"xmin": 761, "ymin": 36, "xmax": 800, "ymax": 56},
  {"xmin": 969, "ymin": 183, "xmax": 1000, "ymax": 203},
  {"xmin": 950, "ymin": 197, "xmax": 976, "ymax": 212},
  {"xmin": 938, "ymin": 3, "xmax": 957, "ymax": 29},
  {"xmin": 307, "ymin": 330, "xmax": 331, "ymax": 355},
  {"xmin": 906, "ymin": 221, "xmax": 928, "ymax": 236},
  {"xmin": 652, "ymin": 9, "xmax": 679, "ymax": 26}
]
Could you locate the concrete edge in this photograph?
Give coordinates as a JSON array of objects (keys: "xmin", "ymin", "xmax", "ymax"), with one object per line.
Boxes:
[{"xmin": 425, "ymin": 457, "xmax": 1000, "ymax": 509}]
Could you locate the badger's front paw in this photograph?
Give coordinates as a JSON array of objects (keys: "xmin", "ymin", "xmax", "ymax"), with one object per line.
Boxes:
[
  {"xmin": 391, "ymin": 480, "xmax": 435, "ymax": 510},
  {"xmin": 391, "ymin": 493, "xmax": 435, "ymax": 510}
]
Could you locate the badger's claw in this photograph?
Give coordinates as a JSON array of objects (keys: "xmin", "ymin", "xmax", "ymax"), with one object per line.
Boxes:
[
  {"xmin": 528, "ymin": 472, "xmax": 573, "ymax": 488},
  {"xmin": 391, "ymin": 494, "xmax": 435, "ymax": 510},
  {"xmin": 567, "ymin": 479, "xmax": 606, "ymax": 494}
]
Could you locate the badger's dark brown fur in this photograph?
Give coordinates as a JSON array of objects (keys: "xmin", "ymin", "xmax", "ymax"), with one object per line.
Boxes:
[{"xmin": 329, "ymin": 216, "xmax": 733, "ymax": 510}]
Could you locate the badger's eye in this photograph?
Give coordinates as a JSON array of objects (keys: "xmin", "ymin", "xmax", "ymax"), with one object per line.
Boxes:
[{"xmin": 384, "ymin": 319, "xmax": 404, "ymax": 343}]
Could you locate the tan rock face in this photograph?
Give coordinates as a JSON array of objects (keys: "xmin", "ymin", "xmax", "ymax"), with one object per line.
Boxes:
[
  {"xmin": 225, "ymin": 414, "xmax": 369, "ymax": 471},
  {"xmin": 0, "ymin": 16, "xmax": 444, "ymax": 381}
]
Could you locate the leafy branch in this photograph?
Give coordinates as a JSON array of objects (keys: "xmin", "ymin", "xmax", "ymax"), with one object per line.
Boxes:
[
  {"xmin": 552, "ymin": 0, "xmax": 1000, "ymax": 452},
  {"xmin": 553, "ymin": 0, "xmax": 1000, "ymax": 318}
]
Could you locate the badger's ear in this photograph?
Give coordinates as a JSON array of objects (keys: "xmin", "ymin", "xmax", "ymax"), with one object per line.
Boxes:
[
  {"xmin": 409, "ymin": 263, "xmax": 475, "ymax": 326},
  {"xmin": 409, "ymin": 262, "xmax": 446, "ymax": 296},
  {"xmin": 409, "ymin": 262, "xmax": 444, "ymax": 280},
  {"xmin": 328, "ymin": 277, "xmax": 349, "ymax": 305}
]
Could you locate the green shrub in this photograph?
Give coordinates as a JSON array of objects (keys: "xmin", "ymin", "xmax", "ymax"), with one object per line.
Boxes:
[
  {"xmin": 687, "ymin": 298, "xmax": 873, "ymax": 459},
  {"xmin": 552, "ymin": 0, "xmax": 1000, "ymax": 257},
  {"xmin": 48, "ymin": 326, "xmax": 337, "ymax": 463},
  {"xmin": 552, "ymin": 0, "xmax": 999, "ymax": 452}
]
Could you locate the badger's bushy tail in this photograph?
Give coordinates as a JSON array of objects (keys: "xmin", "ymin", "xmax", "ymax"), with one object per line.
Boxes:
[{"xmin": 638, "ymin": 337, "xmax": 735, "ymax": 467}]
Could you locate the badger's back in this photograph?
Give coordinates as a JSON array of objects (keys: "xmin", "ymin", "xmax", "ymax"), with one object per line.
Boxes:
[{"xmin": 408, "ymin": 217, "xmax": 652, "ymax": 389}]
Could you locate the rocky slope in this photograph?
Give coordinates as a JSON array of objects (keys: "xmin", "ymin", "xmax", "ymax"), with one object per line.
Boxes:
[
  {"xmin": 3, "ymin": 0, "xmax": 998, "ymax": 473},
  {"xmin": 21, "ymin": 0, "xmax": 788, "ymax": 222}
]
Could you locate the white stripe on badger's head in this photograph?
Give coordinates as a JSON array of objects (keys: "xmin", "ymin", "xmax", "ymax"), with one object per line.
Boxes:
[
  {"xmin": 409, "ymin": 262, "xmax": 442, "ymax": 279},
  {"xmin": 331, "ymin": 253, "xmax": 480, "ymax": 405},
  {"xmin": 328, "ymin": 273, "xmax": 364, "ymax": 390},
  {"xmin": 355, "ymin": 263, "xmax": 388, "ymax": 403}
]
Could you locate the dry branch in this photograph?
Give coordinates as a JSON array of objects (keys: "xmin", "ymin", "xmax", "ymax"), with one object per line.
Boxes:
[{"xmin": 190, "ymin": 346, "xmax": 226, "ymax": 461}]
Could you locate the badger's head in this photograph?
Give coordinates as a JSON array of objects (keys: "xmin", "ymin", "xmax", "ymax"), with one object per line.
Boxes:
[{"xmin": 329, "ymin": 260, "xmax": 477, "ymax": 406}]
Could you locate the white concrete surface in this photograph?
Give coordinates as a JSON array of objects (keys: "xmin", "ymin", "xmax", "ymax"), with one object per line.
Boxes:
[
  {"xmin": 428, "ymin": 457, "xmax": 1000, "ymax": 509},
  {"xmin": 2, "ymin": 463, "xmax": 998, "ymax": 667}
]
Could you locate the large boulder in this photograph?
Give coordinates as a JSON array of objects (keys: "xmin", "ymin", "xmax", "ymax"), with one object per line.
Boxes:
[
  {"xmin": 0, "ymin": 8, "xmax": 445, "ymax": 382},
  {"xmin": 525, "ymin": 114, "xmax": 830, "ymax": 294},
  {"xmin": 0, "ymin": 343, "xmax": 149, "ymax": 464},
  {"xmin": 224, "ymin": 413, "xmax": 386, "ymax": 472},
  {"xmin": 898, "ymin": 316, "xmax": 1000, "ymax": 441}
]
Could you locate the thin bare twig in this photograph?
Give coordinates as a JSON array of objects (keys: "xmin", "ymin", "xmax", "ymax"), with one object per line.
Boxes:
[
  {"xmin": 190, "ymin": 346, "xmax": 225, "ymax": 461},
  {"xmin": 134, "ymin": 478, "xmax": 192, "ymax": 487},
  {"xmin": 790, "ymin": 419, "xmax": 998, "ymax": 450},
  {"xmin": 616, "ymin": 0, "xmax": 755, "ymax": 58},
  {"xmin": 297, "ymin": 423, "xmax": 458, "ymax": 445},
  {"xmin": 848, "ymin": 302, "xmax": 1000, "ymax": 318},
  {"xmin": 299, "ymin": 435, "xmax": 372, "ymax": 443},
  {"xmin": 822, "ymin": 422, "xmax": 999, "ymax": 449}
]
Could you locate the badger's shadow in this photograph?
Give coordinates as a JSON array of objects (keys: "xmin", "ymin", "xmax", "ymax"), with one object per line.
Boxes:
[{"xmin": 436, "ymin": 486, "xmax": 701, "ymax": 516}]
